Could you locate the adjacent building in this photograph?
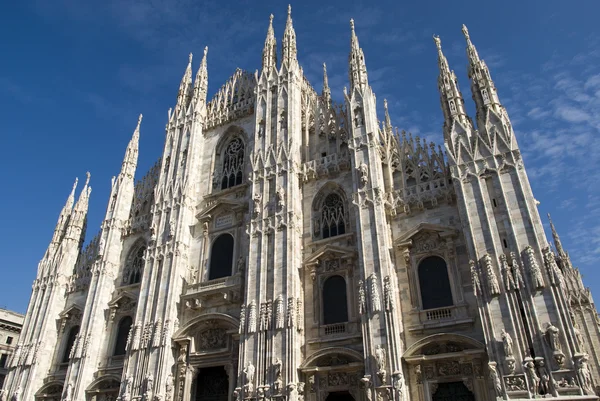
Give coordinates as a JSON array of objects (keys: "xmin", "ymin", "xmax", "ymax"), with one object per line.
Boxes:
[{"xmin": 0, "ymin": 308, "xmax": 24, "ymax": 391}]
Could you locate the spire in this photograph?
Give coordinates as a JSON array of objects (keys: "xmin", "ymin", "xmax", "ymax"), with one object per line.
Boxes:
[
  {"xmin": 175, "ymin": 53, "xmax": 193, "ymax": 113},
  {"xmin": 262, "ymin": 14, "xmax": 277, "ymax": 71},
  {"xmin": 193, "ymin": 46, "xmax": 209, "ymax": 104},
  {"xmin": 384, "ymin": 99, "xmax": 392, "ymax": 129},
  {"xmin": 548, "ymin": 214, "xmax": 567, "ymax": 259},
  {"xmin": 281, "ymin": 5, "xmax": 297, "ymax": 67},
  {"xmin": 348, "ymin": 19, "xmax": 369, "ymax": 91},
  {"xmin": 121, "ymin": 114, "xmax": 142, "ymax": 178},
  {"xmin": 461, "ymin": 25, "xmax": 504, "ymax": 118},
  {"xmin": 433, "ymin": 35, "xmax": 471, "ymax": 136},
  {"xmin": 64, "ymin": 173, "xmax": 91, "ymax": 244},
  {"xmin": 48, "ymin": 178, "xmax": 78, "ymax": 254},
  {"xmin": 322, "ymin": 63, "xmax": 331, "ymax": 104}
]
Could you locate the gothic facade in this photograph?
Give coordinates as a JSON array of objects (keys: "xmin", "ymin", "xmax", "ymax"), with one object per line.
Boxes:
[{"xmin": 4, "ymin": 8, "xmax": 600, "ymax": 401}]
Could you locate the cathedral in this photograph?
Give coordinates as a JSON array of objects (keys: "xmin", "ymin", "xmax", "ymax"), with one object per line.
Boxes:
[{"xmin": 4, "ymin": 7, "xmax": 600, "ymax": 401}]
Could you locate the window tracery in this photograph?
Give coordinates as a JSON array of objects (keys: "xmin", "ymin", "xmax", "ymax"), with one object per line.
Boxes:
[
  {"xmin": 219, "ymin": 138, "xmax": 245, "ymax": 190},
  {"xmin": 123, "ymin": 245, "xmax": 146, "ymax": 285},
  {"xmin": 315, "ymin": 193, "xmax": 347, "ymax": 240}
]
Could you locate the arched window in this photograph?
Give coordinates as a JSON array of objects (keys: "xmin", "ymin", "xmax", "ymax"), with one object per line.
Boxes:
[
  {"xmin": 221, "ymin": 138, "xmax": 244, "ymax": 190},
  {"xmin": 321, "ymin": 194, "xmax": 346, "ymax": 239},
  {"xmin": 113, "ymin": 316, "xmax": 133, "ymax": 356},
  {"xmin": 323, "ymin": 275, "xmax": 348, "ymax": 324},
  {"xmin": 208, "ymin": 234, "xmax": 234, "ymax": 280},
  {"xmin": 123, "ymin": 245, "xmax": 146, "ymax": 285},
  {"xmin": 62, "ymin": 326, "xmax": 80, "ymax": 363},
  {"xmin": 418, "ymin": 256, "xmax": 453, "ymax": 310}
]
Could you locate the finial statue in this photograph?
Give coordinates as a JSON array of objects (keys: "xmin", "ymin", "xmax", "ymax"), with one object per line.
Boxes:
[
  {"xmin": 270, "ymin": 14, "xmax": 274, "ymax": 23},
  {"xmin": 288, "ymin": 4, "xmax": 292, "ymax": 15},
  {"xmin": 433, "ymin": 35, "xmax": 441, "ymax": 49},
  {"xmin": 204, "ymin": 46, "xmax": 208, "ymax": 57},
  {"xmin": 188, "ymin": 52, "xmax": 193, "ymax": 63},
  {"xmin": 85, "ymin": 171, "xmax": 91, "ymax": 186},
  {"xmin": 138, "ymin": 114, "xmax": 143, "ymax": 126},
  {"xmin": 350, "ymin": 18, "xmax": 355, "ymax": 31}
]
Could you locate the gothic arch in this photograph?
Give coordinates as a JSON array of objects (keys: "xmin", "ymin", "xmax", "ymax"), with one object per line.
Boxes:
[
  {"xmin": 213, "ymin": 126, "xmax": 247, "ymax": 191},
  {"xmin": 85, "ymin": 375, "xmax": 121, "ymax": 401},
  {"xmin": 402, "ymin": 334, "xmax": 485, "ymax": 359},
  {"xmin": 312, "ymin": 183, "xmax": 349, "ymax": 240},
  {"xmin": 122, "ymin": 238, "xmax": 147, "ymax": 285},
  {"xmin": 300, "ymin": 347, "xmax": 364, "ymax": 369}
]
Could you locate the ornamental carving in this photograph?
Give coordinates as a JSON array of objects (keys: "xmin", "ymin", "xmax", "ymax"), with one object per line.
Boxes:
[
  {"xmin": 197, "ymin": 328, "xmax": 227, "ymax": 351},
  {"xmin": 482, "ymin": 254, "xmax": 500, "ymax": 296},
  {"xmin": 504, "ymin": 376, "xmax": 526, "ymax": 392},
  {"xmin": 370, "ymin": 274, "xmax": 381, "ymax": 313},
  {"xmin": 358, "ymin": 280, "xmax": 366, "ymax": 315},
  {"xmin": 275, "ymin": 295, "xmax": 284, "ymax": 330},
  {"xmin": 328, "ymin": 372, "xmax": 349, "ymax": 387},
  {"xmin": 413, "ymin": 233, "xmax": 441, "ymax": 254},
  {"xmin": 437, "ymin": 361, "xmax": 460, "ymax": 376},
  {"xmin": 524, "ymin": 246, "xmax": 544, "ymax": 289},
  {"xmin": 239, "ymin": 304, "xmax": 246, "ymax": 334},
  {"xmin": 248, "ymin": 301, "xmax": 257, "ymax": 333},
  {"xmin": 499, "ymin": 254, "xmax": 515, "ymax": 291},
  {"xmin": 383, "ymin": 276, "xmax": 395, "ymax": 311}
]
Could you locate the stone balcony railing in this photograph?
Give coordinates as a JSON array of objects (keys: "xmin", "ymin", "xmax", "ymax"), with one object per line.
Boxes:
[
  {"xmin": 300, "ymin": 152, "xmax": 351, "ymax": 182},
  {"xmin": 408, "ymin": 304, "xmax": 473, "ymax": 333},
  {"xmin": 182, "ymin": 274, "xmax": 243, "ymax": 308},
  {"xmin": 389, "ymin": 177, "xmax": 453, "ymax": 215}
]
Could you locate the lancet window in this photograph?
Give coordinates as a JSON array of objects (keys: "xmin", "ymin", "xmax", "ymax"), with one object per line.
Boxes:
[
  {"xmin": 62, "ymin": 325, "xmax": 79, "ymax": 363},
  {"xmin": 323, "ymin": 275, "xmax": 348, "ymax": 324},
  {"xmin": 318, "ymin": 194, "xmax": 347, "ymax": 240},
  {"xmin": 113, "ymin": 316, "xmax": 132, "ymax": 356},
  {"xmin": 123, "ymin": 244, "xmax": 146, "ymax": 285},
  {"xmin": 220, "ymin": 138, "xmax": 245, "ymax": 190},
  {"xmin": 208, "ymin": 234, "xmax": 234, "ymax": 280},
  {"xmin": 418, "ymin": 256, "xmax": 453, "ymax": 310}
]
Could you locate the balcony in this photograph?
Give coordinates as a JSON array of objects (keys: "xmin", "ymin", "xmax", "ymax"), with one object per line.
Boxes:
[
  {"xmin": 408, "ymin": 305, "xmax": 473, "ymax": 333},
  {"xmin": 182, "ymin": 274, "xmax": 243, "ymax": 308}
]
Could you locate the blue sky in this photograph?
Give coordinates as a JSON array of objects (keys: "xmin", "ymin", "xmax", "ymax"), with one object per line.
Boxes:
[{"xmin": 1, "ymin": 0, "xmax": 600, "ymax": 314}]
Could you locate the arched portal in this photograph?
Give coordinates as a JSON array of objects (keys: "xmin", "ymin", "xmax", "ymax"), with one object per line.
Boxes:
[
  {"xmin": 193, "ymin": 366, "xmax": 229, "ymax": 401},
  {"xmin": 432, "ymin": 381, "xmax": 475, "ymax": 401}
]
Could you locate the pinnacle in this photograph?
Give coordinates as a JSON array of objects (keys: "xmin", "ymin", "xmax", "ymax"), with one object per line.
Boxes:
[
  {"xmin": 288, "ymin": 4, "xmax": 291, "ymax": 16},
  {"xmin": 188, "ymin": 52, "xmax": 193, "ymax": 64},
  {"xmin": 350, "ymin": 18, "xmax": 355, "ymax": 32},
  {"xmin": 433, "ymin": 35, "xmax": 442, "ymax": 50},
  {"xmin": 84, "ymin": 171, "xmax": 91, "ymax": 187},
  {"xmin": 462, "ymin": 24, "xmax": 470, "ymax": 40}
]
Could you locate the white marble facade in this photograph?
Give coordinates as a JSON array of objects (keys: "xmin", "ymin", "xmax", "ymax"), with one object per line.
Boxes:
[{"xmin": 4, "ymin": 10, "xmax": 600, "ymax": 401}]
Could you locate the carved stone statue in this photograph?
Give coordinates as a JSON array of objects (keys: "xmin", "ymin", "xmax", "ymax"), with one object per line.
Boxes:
[
  {"xmin": 375, "ymin": 345, "xmax": 387, "ymax": 373},
  {"xmin": 501, "ymin": 329, "xmax": 514, "ymax": 358},
  {"xmin": 488, "ymin": 362, "xmax": 502, "ymax": 398},
  {"xmin": 392, "ymin": 371, "xmax": 404, "ymax": 400},
  {"xmin": 354, "ymin": 107, "xmax": 364, "ymax": 127},
  {"xmin": 525, "ymin": 246, "xmax": 544, "ymax": 289},
  {"xmin": 275, "ymin": 295, "xmax": 284, "ymax": 329},
  {"xmin": 358, "ymin": 163, "xmax": 368, "ymax": 187},
  {"xmin": 280, "ymin": 111, "xmax": 287, "ymax": 131},
  {"xmin": 144, "ymin": 373, "xmax": 154, "ymax": 395},
  {"xmin": 358, "ymin": 280, "xmax": 366, "ymax": 314},
  {"xmin": 276, "ymin": 186, "xmax": 285, "ymax": 209},
  {"xmin": 62, "ymin": 383, "xmax": 73, "ymax": 401},
  {"xmin": 177, "ymin": 344, "xmax": 187, "ymax": 363},
  {"xmin": 537, "ymin": 359, "xmax": 551, "ymax": 396},
  {"xmin": 524, "ymin": 359, "xmax": 540, "ymax": 395},
  {"xmin": 121, "ymin": 376, "xmax": 133, "ymax": 401},
  {"xmin": 384, "ymin": 276, "xmax": 395, "ymax": 311},
  {"xmin": 576, "ymin": 355, "xmax": 595, "ymax": 395},
  {"xmin": 470, "ymin": 260, "xmax": 482, "ymax": 297},
  {"xmin": 10, "ymin": 387, "xmax": 21, "ymax": 401},
  {"xmin": 244, "ymin": 362, "xmax": 256, "ymax": 386},
  {"xmin": 483, "ymin": 254, "xmax": 500, "ymax": 295},
  {"xmin": 499, "ymin": 254, "xmax": 515, "ymax": 291},
  {"xmin": 258, "ymin": 119, "xmax": 265, "ymax": 137},
  {"xmin": 248, "ymin": 301, "xmax": 257, "ymax": 333},
  {"xmin": 574, "ymin": 324, "xmax": 585, "ymax": 352},
  {"xmin": 253, "ymin": 193, "xmax": 262, "ymax": 216},
  {"xmin": 360, "ymin": 376, "xmax": 373, "ymax": 401},
  {"xmin": 165, "ymin": 374, "xmax": 174, "ymax": 401},
  {"xmin": 273, "ymin": 358, "xmax": 283, "ymax": 394},
  {"xmin": 370, "ymin": 274, "xmax": 381, "ymax": 313},
  {"xmin": 545, "ymin": 323, "xmax": 561, "ymax": 352}
]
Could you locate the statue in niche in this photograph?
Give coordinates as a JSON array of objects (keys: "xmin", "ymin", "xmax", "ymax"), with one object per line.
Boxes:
[
  {"xmin": 545, "ymin": 323, "xmax": 561, "ymax": 352},
  {"xmin": 576, "ymin": 355, "xmax": 595, "ymax": 395},
  {"xmin": 524, "ymin": 359, "xmax": 539, "ymax": 395},
  {"xmin": 280, "ymin": 111, "xmax": 287, "ymax": 132},
  {"xmin": 537, "ymin": 359, "xmax": 550, "ymax": 395},
  {"xmin": 10, "ymin": 387, "xmax": 21, "ymax": 401},
  {"xmin": 488, "ymin": 363, "xmax": 502, "ymax": 397},
  {"xmin": 177, "ymin": 344, "xmax": 187, "ymax": 363},
  {"xmin": 258, "ymin": 118, "xmax": 265, "ymax": 137},
  {"xmin": 273, "ymin": 358, "xmax": 283, "ymax": 394},
  {"xmin": 501, "ymin": 329, "xmax": 514, "ymax": 358},
  {"xmin": 375, "ymin": 344, "xmax": 387, "ymax": 384},
  {"xmin": 150, "ymin": 224, "xmax": 157, "ymax": 241},
  {"xmin": 165, "ymin": 374, "xmax": 174, "ymax": 401},
  {"xmin": 253, "ymin": 193, "xmax": 262, "ymax": 216},
  {"xmin": 244, "ymin": 362, "xmax": 256, "ymax": 394},
  {"xmin": 574, "ymin": 324, "xmax": 585, "ymax": 352},
  {"xmin": 276, "ymin": 186, "xmax": 285, "ymax": 209},
  {"xmin": 392, "ymin": 372, "xmax": 404, "ymax": 400},
  {"xmin": 360, "ymin": 376, "xmax": 373, "ymax": 401},
  {"xmin": 357, "ymin": 163, "xmax": 369, "ymax": 187},
  {"xmin": 525, "ymin": 246, "xmax": 544, "ymax": 289},
  {"xmin": 354, "ymin": 107, "xmax": 363, "ymax": 127}
]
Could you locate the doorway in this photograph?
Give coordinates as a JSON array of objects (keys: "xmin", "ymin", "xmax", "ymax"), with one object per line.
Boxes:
[
  {"xmin": 194, "ymin": 366, "xmax": 229, "ymax": 401},
  {"xmin": 326, "ymin": 391, "xmax": 355, "ymax": 401},
  {"xmin": 432, "ymin": 381, "xmax": 475, "ymax": 401}
]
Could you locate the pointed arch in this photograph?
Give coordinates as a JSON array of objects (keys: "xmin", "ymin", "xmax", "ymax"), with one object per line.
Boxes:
[
  {"xmin": 123, "ymin": 239, "xmax": 147, "ymax": 285},
  {"xmin": 213, "ymin": 126, "xmax": 247, "ymax": 191},
  {"xmin": 312, "ymin": 183, "xmax": 349, "ymax": 240},
  {"xmin": 300, "ymin": 347, "xmax": 364, "ymax": 369}
]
